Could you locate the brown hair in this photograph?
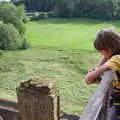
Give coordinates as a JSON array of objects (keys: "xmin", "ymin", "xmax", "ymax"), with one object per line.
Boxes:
[{"xmin": 94, "ymin": 28, "xmax": 120, "ymax": 55}]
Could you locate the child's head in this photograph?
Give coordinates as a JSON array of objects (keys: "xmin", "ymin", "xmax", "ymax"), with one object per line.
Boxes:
[{"xmin": 94, "ymin": 28, "xmax": 120, "ymax": 56}]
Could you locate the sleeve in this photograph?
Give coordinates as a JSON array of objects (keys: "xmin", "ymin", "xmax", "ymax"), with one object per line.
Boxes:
[{"xmin": 105, "ymin": 55, "xmax": 120, "ymax": 71}]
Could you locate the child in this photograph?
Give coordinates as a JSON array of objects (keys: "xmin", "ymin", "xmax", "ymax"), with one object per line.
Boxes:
[{"xmin": 85, "ymin": 28, "xmax": 120, "ymax": 120}]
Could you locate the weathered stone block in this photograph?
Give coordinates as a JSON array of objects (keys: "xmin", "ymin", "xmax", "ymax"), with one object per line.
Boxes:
[{"xmin": 17, "ymin": 78, "xmax": 59, "ymax": 120}]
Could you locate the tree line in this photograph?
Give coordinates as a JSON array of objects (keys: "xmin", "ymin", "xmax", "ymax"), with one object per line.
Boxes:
[{"xmin": 14, "ymin": 0, "xmax": 120, "ymax": 20}]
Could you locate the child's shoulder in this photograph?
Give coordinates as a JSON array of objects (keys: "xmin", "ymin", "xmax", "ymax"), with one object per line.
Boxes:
[
  {"xmin": 111, "ymin": 55, "xmax": 120, "ymax": 59},
  {"xmin": 106, "ymin": 55, "xmax": 120, "ymax": 71},
  {"xmin": 109, "ymin": 55, "xmax": 120, "ymax": 63}
]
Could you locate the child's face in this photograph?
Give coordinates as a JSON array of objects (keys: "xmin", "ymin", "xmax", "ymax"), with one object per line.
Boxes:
[{"xmin": 99, "ymin": 48, "xmax": 113, "ymax": 59}]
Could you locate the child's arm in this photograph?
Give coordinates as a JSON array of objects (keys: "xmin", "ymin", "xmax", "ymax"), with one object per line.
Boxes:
[
  {"xmin": 85, "ymin": 57, "xmax": 108, "ymax": 84},
  {"xmin": 85, "ymin": 63, "xmax": 110, "ymax": 84}
]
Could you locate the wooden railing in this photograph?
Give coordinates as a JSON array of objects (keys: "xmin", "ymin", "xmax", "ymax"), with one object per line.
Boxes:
[{"xmin": 79, "ymin": 70, "xmax": 113, "ymax": 120}]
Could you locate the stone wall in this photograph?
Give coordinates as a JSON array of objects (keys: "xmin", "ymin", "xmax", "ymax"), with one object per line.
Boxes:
[
  {"xmin": 0, "ymin": 99, "xmax": 19, "ymax": 120},
  {"xmin": 17, "ymin": 78, "xmax": 59, "ymax": 120}
]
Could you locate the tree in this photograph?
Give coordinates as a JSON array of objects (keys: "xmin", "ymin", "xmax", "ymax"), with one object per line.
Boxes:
[
  {"xmin": 0, "ymin": 3, "xmax": 29, "ymax": 50},
  {"xmin": 0, "ymin": 3, "xmax": 25, "ymax": 35},
  {"xmin": 13, "ymin": 0, "xmax": 120, "ymax": 20},
  {"xmin": 0, "ymin": 23, "xmax": 21, "ymax": 50}
]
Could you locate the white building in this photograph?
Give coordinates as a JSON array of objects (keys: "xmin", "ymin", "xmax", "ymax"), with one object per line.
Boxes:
[{"xmin": 0, "ymin": 0, "xmax": 11, "ymax": 2}]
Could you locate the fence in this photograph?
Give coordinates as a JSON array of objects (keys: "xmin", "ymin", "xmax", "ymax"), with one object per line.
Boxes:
[{"xmin": 79, "ymin": 70, "xmax": 113, "ymax": 120}]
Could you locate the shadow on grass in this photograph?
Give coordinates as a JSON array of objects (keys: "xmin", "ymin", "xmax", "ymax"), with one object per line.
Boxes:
[
  {"xmin": 35, "ymin": 18, "xmax": 109, "ymax": 25},
  {"xmin": 34, "ymin": 18, "xmax": 120, "ymax": 31},
  {"xmin": 60, "ymin": 112, "xmax": 80, "ymax": 120}
]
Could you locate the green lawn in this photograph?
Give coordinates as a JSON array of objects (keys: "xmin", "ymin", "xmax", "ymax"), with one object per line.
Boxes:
[{"xmin": 0, "ymin": 18, "xmax": 120, "ymax": 114}]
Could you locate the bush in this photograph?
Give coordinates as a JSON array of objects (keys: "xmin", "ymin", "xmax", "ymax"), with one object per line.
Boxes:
[
  {"xmin": 0, "ymin": 23, "xmax": 22, "ymax": 50},
  {"xmin": 20, "ymin": 38, "xmax": 30, "ymax": 49},
  {"xmin": 0, "ymin": 3, "xmax": 26, "ymax": 35},
  {"xmin": 0, "ymin": 3, "xmax": 29, "ymax": 50}
]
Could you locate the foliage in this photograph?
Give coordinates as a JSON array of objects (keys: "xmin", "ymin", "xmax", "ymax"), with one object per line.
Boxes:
[
  {"xmin": 21, "ymin": 0, "xmax": 54, "ymax": 12},
  {"xmin": 17, "ymin": 0, "xmax": 120, "ymax": 20},
  {"xmin": 0, "ymin": 3, "xmax": 25, "ymax": 35},
  {"xmin": 0, "ymin": 23, "xmax": 22, "ymax": 50},
  {"xmin": 20, "ymin": 38, "xmax": 30, "ymax": 49},
  {"xmin": 53, "ymin": 0, "xmax": 118, "ymax": 19},
  {"xmin": 0, "ymin": 3, "xmax": 29, "ymax": 50}
]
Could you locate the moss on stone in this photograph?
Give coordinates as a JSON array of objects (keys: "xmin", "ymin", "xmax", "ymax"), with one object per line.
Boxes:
[{"xmin": 18, "ymin": 77, "xmax": 59, "ymax": 96}]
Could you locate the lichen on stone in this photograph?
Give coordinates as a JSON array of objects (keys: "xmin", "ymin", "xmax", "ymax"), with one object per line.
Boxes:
[{"xmin": 19, "ymin": 77, "xmax": 59, "ymax": 96}]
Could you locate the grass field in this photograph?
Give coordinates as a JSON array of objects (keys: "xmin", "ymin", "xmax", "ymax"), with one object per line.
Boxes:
[{"xmin": 0, "ymin": 18, "xmax": 120, "ymax": 114}]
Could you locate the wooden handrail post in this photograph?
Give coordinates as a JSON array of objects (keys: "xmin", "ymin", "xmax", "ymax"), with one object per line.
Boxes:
[
  {"xmin": 79, "ymin": 70, "xmax": 113, "ymax": 120},
  {"xmin": 16, "ymin": 78, "xmax": 59, "ymax": 120}
]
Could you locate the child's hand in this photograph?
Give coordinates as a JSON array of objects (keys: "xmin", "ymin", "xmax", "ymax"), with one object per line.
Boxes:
[
  {"xmin": 85, "ymin": 79, "xmax": 92, "ymax": 84},
  {"xmin": 85, "ymin": 73, "xmax": 94, "ymax": 84},
  {"xmin": 85, "ymin": 75, "xmax": 101, "ymax": 84},
  {"xmin": 93, "ymin": 76, "xmax": 102, "ymax": 84},
  {"xmin": 85, "ymin": 68, "xmax": 97, "ymax": 84},
  {"xmin": 85, "ymin": 68, "xmax": 102, "ymax": 85},
  {"xmin": 85, "ymin": 63, "xmax": 109, "ymax": 85}
]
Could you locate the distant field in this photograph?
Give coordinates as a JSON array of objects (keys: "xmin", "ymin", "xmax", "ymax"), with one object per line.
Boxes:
[
  {"xmin": 26, "ymin": 18, "xmax": 120, "ymax": 50},
  {"xmin": 0, "ymin": 18, "xmax": 120, "ymax": 114}
]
